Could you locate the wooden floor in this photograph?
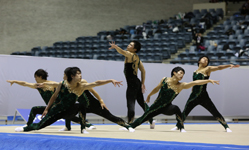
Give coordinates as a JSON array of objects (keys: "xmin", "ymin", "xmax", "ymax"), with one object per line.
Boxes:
[{"xmin": 1, "ymin": 123, "xmax": 248, "ymax": 146}]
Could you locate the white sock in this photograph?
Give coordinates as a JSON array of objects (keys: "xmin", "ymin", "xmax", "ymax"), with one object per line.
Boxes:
[
  {"xmin": 171, "ymin": 127, "xmax": 179, "ymax": 131},
  {"xmin": 180, "ymin": 129, "xmax": 187, "ymax": 132},
  {"xmin": 150, "ymin": 120, "xmax": 156, "ymax": 129},
  {"xmin": 119, "ymin": 127, "xmax": 128, "ymax": 131},
  {"xmin": 226, "ymin": 128, "xmax": 232, "ymax": 132},
  {"xmin": 128, "ymin": 127, "xmax": 135, "ymax": 133},
  {"xmin": 15, "ymin": 127, "xmax": 24, "ymax": 132},
  {"xmin": 87, "ymin": 126, "xmax": 96, "ymax": 130},
  {"xmin": 82, "ymin": 129, "xmax": 89, "ymax": 134},
  {"xmin": 59, "ymin": 127, "xmax": 69, "ymax": 131}
]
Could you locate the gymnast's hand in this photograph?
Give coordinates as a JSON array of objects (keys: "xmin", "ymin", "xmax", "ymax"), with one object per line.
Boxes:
[
  {"xmin": 100, "ymin": 103, "xmax": 109, "ymax": 110},
  {"xmin": 41, "ymin": 110, "xmax": 48, "ymax": 119},
  {"xmin": 142, "ymin": 84, "xmax": 146, "ymax": 94},
  {"xmin": 109, "ymin": 41, "xmax": 118, "ymax": 50},
  {"xmin": 6, "ymin": 80, "xmax": 15, "ymax": 86},
  {"xmin": 230, "ymin": 64, "xmax": 240, "ymax": 69},
  {"xmin": 146, "ymin": 96, "xmax": 151, "ymax": 103},
  {"xmin": 209, "ymin": 80, "xmax": 219, "ymax": 85},
  {"xmin": 111, "ymin": 80, "xmax": 123, "ymax": 87}
]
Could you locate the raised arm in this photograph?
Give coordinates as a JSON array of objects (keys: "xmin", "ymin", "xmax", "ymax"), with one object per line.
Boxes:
[
  {"xmin": 109, "ymin": 41, "xmax": 133, "ymax": 57},
  {"xmin": 138, "ymin": 61, "xmax": 146, "ymax": 93},
  {"xmin": 146, "ymin": 78, "xmax": 164, "ymax": 103},
  {"xmin": 41, "ymin": 82, "xmax": 62, "ymax": 118},
  {"xmin": 207, "ymin": 64, "xmax": 240, "ymax": 73},
  {"xmin": 181, "ymin": 79, "xmax": 219, "ymax": 90},
  {"xmin": 6, "ymin": 80, "xmax": 37, "ymax": 89}
]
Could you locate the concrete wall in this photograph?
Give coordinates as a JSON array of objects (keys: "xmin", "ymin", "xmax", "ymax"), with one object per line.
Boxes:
[{"xmin": 0, "ymin": 0, "xmax": 206, "ymax": 54}]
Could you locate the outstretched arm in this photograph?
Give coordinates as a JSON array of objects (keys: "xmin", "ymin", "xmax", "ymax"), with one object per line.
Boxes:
[
  {"xmin": 36, "ymin": 81, "xmax": 59, "ymax": 89},
  {"xmin": 6, "ymin": 80, "xmax": 37, "ymax": 89},
  {"xmin": 82, "ymin": 79, "xmax": 123, "ymax": 90},
  {"xmin": 146, "ymin": 78, "xmax": 164, "ymax": 103},
  {"xmin": 182, "ymin": 79, "xmax": 219, "ymax": 90},
  {"xmin": 138, "ymin": 61, "xmax": 146, "ymax": 93},
  {"xmin": 208, "ymin": 64, "xmax": 240, "ymax": 73},
  {"xmin": 41, "ymin": 83, "xmax": 62, "ymax": 118},
  {"xmin": 109, "ymin": 41, "xmax": 132, "ymax": 57}
]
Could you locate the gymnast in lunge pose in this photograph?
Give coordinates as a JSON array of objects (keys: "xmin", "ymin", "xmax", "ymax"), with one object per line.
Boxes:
[
  {"xmin": 7, "ymin": 69, "xmax": 95, "ymax": 129},
  {"xmin": 51, "ymin": 67, "xmax": 136, "ymax": 132},
  {"xmin": 171, "ymin": 56, "xmax": 239, "ymax": 132},
  {"xmin": 129, "ymin": 66, "xmax": 220, "ymax": 132},
  {"xmin": 15, "ymin": 67, "xmax": 134, "ymax": 133},
  {"xmin": 109, "ymin": 41, "xmax": 154, "ymax": 128}
]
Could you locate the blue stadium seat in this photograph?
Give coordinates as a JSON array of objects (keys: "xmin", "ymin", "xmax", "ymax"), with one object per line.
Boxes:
[
  {"xmin": 225, "ymin": 51, "xmax": 235, "ymax": 58},
  {"xmin": 240, "ymin": 39, "xmax": 246, "ymax": 47},
  {"xmin": 189, "ymin": 46, "xmax": 196, "ymax": 52},
  {"xmin": 229, "ymin": 35, "xmax": 236, "ymax": 40},
  {"xmin": 207, "ymin": 45, "xmax": 215, "ymax": 51},
  {"xmin": 131, "ymin": 34, "xmax": 143, "ymax": 40},
  {"xmin": 230, "ymin": 56, "xmax": 239, "ymax": 64},
  {"xmin": 210, "ymin": 62, "xmax": 221, "ymax": 66},
  {"xmin": 237, "ymin": 34, "xmax": 244, "ymax": 41},
  {"xmin": 223, "ymin": 20, "xmax": 230, "ymax": 26},
  {"xmin": 196, "ymin": 51, "xmax": 206, "ymax": 57},
  {"xmin": 162, "ymin": 51, "xmax": 171, "ymax": 59},
  {"xmin": 210, "ymin": 56, "xmax": 218, "ymax": 61},
  {"xmin": 191, "ymin": 56, "xmax": 199, "ymax": 61},
  {"xmin": 182, "ymin": 57, "xmax": 190, "ymax": 63},
  {"xmin": 100, "ymin": 35, "xmax": 107, "ymax": 41},
  {"xmin": 219, "ymin": 56, "xmax": 229, "ymax": 61},
  {"xmin": 201, "ymin": 9, "xmax": 208, "ymax": 14},
  {"xmin": 232, "ymin": 25, "xmax": 240, "ymax": 31},
  {"xmin": 235, "ymin": 30, "xmax": 243, "ymax": 36},
  {"xmin": 240, "ymin": 62, "xmax": 249, "ymax": 66},
  {"xmin": 153, "ymin": 54, "xmax": 162, "ymax": 62},
  {"xmin": 171, "ymin": 57, "xmax": 181, "ymax": 64},
  {"xmin": 193, "ymin": 9, "xmax": 200, "ymax": 14},
  {"xmin": 209, "ymin": 8, "xmax": 216, "ymax": 13},
  {"xmin": 178, "ymin": 52, "xmax": 189, "ymax": 58},
  {"xmin": 97, "ymin": 31, "xmax": 109, "ymax": 36},
  {"xmin": 188, "ymin": 51, "xmax": 197, "ymax": 57},
  {"xmin": 31, "ymin": 47, "xmax": 42, "ymax": 56},
  {"xmin": 216, "ymin": 51, "xmax": 225, "ymax": 57},
  {"xmin": 206, "ymin": 51, "xmax": 216, "ymax": 57},
  {"xmin": 216, "ymin": 45, "xmax": 223, "ymax": 51}
]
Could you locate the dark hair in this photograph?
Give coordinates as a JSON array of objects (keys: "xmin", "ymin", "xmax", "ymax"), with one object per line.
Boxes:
[
  {"xmin": 66, "ymin": 67, "xmax": 81, "ymax": 83},
  {"xmin": 131, "ymin": 40, "xmax": 141, "ymax": 53},
  {"xmin": 171, "ymin": 66, "xmax": 185, "ymax": 77},
  {"xmin": 34, "ymin": 69, "xmax": 48, "ymax": 80},
  {"xmin": 64, "ymin": 67, "xmax": 71, "ymax": 74},
  {"xmin": 197, "ymin": 56, "xmax": 210, "ymax": 67}
]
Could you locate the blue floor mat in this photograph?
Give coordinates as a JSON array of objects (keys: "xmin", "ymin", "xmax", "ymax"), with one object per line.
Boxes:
[{"xmin": 0, "ymin": 132, "xmax": 248, "ymax": 150}]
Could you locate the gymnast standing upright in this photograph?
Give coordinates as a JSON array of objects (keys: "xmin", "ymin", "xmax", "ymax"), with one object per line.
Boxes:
[{"xmin": 109, "ymin": 41, "xmax": 154, "ymax": 128}]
